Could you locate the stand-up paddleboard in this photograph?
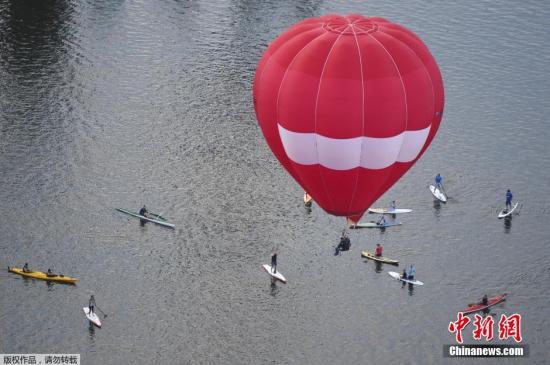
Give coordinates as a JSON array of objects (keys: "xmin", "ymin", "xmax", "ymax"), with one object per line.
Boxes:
[
  {"xmin": 368, "ymin": 208, "xmax": 412, "ymax": 214},
  {"xmin": 461, "ymin": 294, "xmax": 507, "ymax": 315},
  {"xmin": 361, "ymin": 251, "xmax": 399, "ymax": 265},
  {"xmin": 388, "ymin": 271, "xmax": 423, "ymax": 286},
  {"xmin": 429, "ymin": 185, "xmax": 447, "ymax": 202},
  {"xmin": 83, "ymin": 307, "xmax": 101, "ymax": 327},
  {"xmin": 349, "ymin": 220, "xmax": 401, "ymax": 229},
  {"xmin": 262, "ymin": 264, "xmax": 287, "ymax": 283},
  {"xmin": 303, "ymin": 192, "xmax": 312, "ymax": 207},
  {"xmin": 498, "ymin": 203, "xmax": 518, "ymax": 218}
]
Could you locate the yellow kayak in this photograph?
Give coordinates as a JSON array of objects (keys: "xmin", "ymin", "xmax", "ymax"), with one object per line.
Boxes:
[
  {"xmin": 361, "ymin": 251, "xmax": 399, "ymax": 265},
  {"xmin": 8, "ymin": 267, "xmax": 79, "ymax": 284}
]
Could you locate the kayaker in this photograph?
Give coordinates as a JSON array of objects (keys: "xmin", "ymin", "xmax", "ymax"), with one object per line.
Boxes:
[
  {"xmin": 407, "ymin": 265, "xmax": 416, "ymax": 280},
  {"xmin": 47, "ymin": 268, "xmax": 55, "ymax": 277},
  {"xmin": 480, "ymin": 294, "xmax": 488, "ymax": 306},
  {"xmin": 139, "ymin": 205, "xmax": 148, "ymax": 217},
  {"xmin": 375, "ymin": 244, "xmax": 383, "ymax": 257},
  {"xmin": 377, "ymin": 215, "xmax": 386, "ymax": 226},
  {"xmin": 22, "ymin": 263, "xmax": 30, "ymax": 273},
  {"xmin": 435, "ymin": 173, "xmax": 443, "ymax": 189},
  {"xmin": 271, "ymin": 252, "xmax": 277, "ymax": 274},
  {"xmin": 505, "ymin": 189, "xmax": 513, "ymax": 211},
  {"xmin": 89, "ymin": 295, "xmax": 96, "ymax": 314}
]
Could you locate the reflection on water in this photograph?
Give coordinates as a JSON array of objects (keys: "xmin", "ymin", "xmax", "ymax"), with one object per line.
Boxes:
[
  {"xmin": 504, "ymin": 215, "xmax": 512, "ymax": 233},
  {"xmin": 269, "ymin": 279, "xmax": 279, "ymax": 297},
  {"xmin": 374, "ymin": 261, "xmax": 383, "ymax": 274}
]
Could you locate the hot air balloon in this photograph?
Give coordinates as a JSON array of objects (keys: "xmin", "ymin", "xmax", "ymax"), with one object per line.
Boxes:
[{"xmin": 253, "ymin": 14, "xmax": 444, "ymax": 222}]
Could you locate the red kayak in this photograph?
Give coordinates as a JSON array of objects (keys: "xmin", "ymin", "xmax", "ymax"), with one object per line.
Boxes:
[{"xmin": 462, "ymin": 294, "xmax": 507, "ymax": 315}]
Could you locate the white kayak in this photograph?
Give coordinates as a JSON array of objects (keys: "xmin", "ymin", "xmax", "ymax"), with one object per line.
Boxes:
[
  {"xmin": 83, "ymin": 307, "xmax": 101, "ymax": 327},
  {"xmin": 368, "ymin": 208, "xmax": 413, "ymax": 214},
  {"xmin": 498, "ymin": 202, "xmax": 519, "ymax": 218},
  {"xmin": 388, "ymin": 271, "xmax": 424, "ymax": 286},
  {"xmin": 262, "ymin": 264, "xmax": 287, "ymax": 283},
  {"xmin": 349, "ymin": 220, "xmax": 402, "ymax": 229},
  {"xmin": 116, "ymin": 208, "xmax": 175, "ymax": 229},
  {"xmin": 429, "ymin": 185, "xmax": 447, "ymax": 202}
]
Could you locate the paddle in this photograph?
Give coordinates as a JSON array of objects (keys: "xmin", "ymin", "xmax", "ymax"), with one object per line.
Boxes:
[{"xmin": 95, "ymin": 304, "xmax": 108, "ymax": 318}]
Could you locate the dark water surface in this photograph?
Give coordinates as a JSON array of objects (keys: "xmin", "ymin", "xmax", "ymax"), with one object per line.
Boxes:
[{"xmin": 1, "ymin": 1, "xmax": 549, "ymax": 364}]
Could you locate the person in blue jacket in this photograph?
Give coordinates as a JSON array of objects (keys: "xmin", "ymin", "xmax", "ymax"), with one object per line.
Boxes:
[
  {"xmin": 506, "ymin": 190, "xmax": 513, "ymax": 211},
  {"xmin": 407, "ymin": 265, "xmax": 416, "ymax": 280},
  {"xmin": 435, "ymin": 174, "xmax": 443, "ymax": 189}
]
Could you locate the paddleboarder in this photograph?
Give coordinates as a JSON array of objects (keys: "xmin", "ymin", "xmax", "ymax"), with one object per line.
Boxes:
[
  {"xmin": 407, "ymin": 265, "xmax": 416, "ymax": 280},
  {"xmin": 271, "ymin": 252, "xmax": 277, "ymax": 274},
  {"xmin": 505, "ymin": 190, "xmax": 513, "ymax": 211},
  {"xmin": 401, "ymin": 268, "xmax": 408, "ymax": 279},
  {"xmin": 377, "ymin": 215, "xmax": 386, "ymax": 226},
  {"xmin": 375, "ymin": 244, "xmax": 383, "ymax": 257},
  {"xmin": 390, "ymin": 200, "xmax": 396, "ymax": 209},
  {"xmin": 89, "ymin": 295, "xmax": 96, "ymax": 314},
  {"xmin": 435, "ymin": 173, "xmax": 443, "ymax": 189}
]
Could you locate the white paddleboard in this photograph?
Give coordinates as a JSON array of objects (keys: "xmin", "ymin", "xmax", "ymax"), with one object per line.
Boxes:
[
  {"xmin": 388, "ymin": 271, "xmax": 424, "ymax": 286},
  {"xmin": 262, "ymin": 264, "xmax": 287, "ymax": 283},
  {"xmin": 349, "ymin": 221, "xmax": 401, "ymax": 229},
  {"xmin": 83, "ymin": 307, "xmax": 101, "ymax": 327},
  {"xmin": 368, "ymin": 208, "xmax": 412, "ymax": 214},
  {"xmin": 429, "ymin": 185, "xmax": 447, "ymax": 202},
  {"xmin": 498, "ymin": 202, "xmax": 519, "ymax": 218}
]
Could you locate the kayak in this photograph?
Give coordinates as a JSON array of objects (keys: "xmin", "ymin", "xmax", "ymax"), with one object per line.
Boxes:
[
  {"xmin": 368, "ymin": 208, "xmax": 412, "ymax": 214},
  {"xmin": 8, "ymin": 267, "xmax": 78, "ymax": 284},
  {"xmin": 429, "ymin": 185, "xmax": 447, "ymax": 202},
  {"xmin": 304, "ymin": 192, "xmax": 312, "ymax": 207},
  {"xmin": 361, "ymin": 251, "xmax": 399, "ymax": 265},
  {"xmin": 462, "ymin": 294, "xmax": 507, "ymax": 315},
  {"xmin": 147, "ymin": 211, "xmax": 166, "ymax": 221},
  {"xmin": 349, "ymin": 220, "xmax": 401, "ymax": 229},
  {"xmin": 388, "ymin": 271, "xmax": 424, "ymax": 285},
  {"xmin": 83, "ymin": 307, "xmax": 101, "ymax": 327},
  {"xmin": 116, "ymin": 208, "xmax": 175, "ymax": 229},
  {"xmin": 498, "ymin": 203, "xmax": 518, "ymax": 219},
  {"xmin": 262, "ymin": 264, "xmax": 287, "ymax": 283}
]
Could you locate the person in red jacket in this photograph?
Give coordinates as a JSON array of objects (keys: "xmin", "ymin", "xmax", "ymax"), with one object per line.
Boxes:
[{"xmin": 375, "ymin": 243, "xmax": 383, "ymax": 257}]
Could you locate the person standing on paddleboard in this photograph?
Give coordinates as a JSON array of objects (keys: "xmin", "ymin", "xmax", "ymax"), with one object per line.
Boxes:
[
  {"xmin": 271, "ymin": 252, "xmax": 277, "ymax": 274},
  {"xmin": 407, "ymin": 265, "xmax": 416, "ymax": 280},
  {"xmin": 375, "ymin": 244, "xmax": 383, "ymax": 257},
  {"xmin": 89, "ymin": 295, "xmax": 96, "ymax": 314},
  {"xmin": 506, "ymin": 190, "xmax": 513, "ymax": 211},
  {"xmin": 435, "ymin": 174, "xmax": 443, "ymax": 190},
  {"xmin": 139, "ymin": 205, "xmax": 148, "ymax": 217}
]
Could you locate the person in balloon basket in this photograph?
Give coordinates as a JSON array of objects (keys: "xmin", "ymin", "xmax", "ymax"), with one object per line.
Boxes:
[
  {"xmin": 435, "ymin": 174, "xmax": 443, "ymax": 190},
  {"xmin": 338, "ymin": 230, "xmax": 351, "ymax": 251},
  {"xmin": 375, "ymin": 244, "xmax": 383, "ymax": 257},
  {"xmin": 505, "ymin": 190, "xmax": 513, "ymax": 211},
  {"xmin": 407, "ymin": 265, "xmax": 416, "ymax": 280},
  {"xmin": 271, "ymin": 252, "xmax": 277, "ymax": 274}
]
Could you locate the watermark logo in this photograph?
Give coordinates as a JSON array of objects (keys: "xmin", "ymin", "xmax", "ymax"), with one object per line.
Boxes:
[{"xmin": 445, "ymin": 313, "xmax": 527, "ymax": 358}]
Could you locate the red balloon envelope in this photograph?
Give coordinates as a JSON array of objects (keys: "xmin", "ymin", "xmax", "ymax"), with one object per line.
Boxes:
[{"xmin": 253, "ymin": 14, "xmax": 444, "ymax": 222}]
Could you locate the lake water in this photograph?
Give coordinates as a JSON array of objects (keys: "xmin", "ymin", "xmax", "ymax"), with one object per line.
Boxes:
[{"xmin": 1, "ymin": 0, "xmax": 549, "ymax": 364}]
